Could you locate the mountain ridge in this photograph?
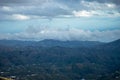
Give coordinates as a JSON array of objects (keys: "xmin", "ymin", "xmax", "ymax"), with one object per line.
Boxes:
[
  {"xmin": 0, "ymin": 39, "xmax": 105, "ymax": 47},
  {"xmin": 0, "ymin": 39, "xmax": 120, "ymax": 80}
]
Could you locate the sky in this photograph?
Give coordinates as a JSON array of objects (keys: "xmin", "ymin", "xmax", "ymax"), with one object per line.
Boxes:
[{"xmin": 0, "ymin": 0, "xmax": 120, "ymax": 42}]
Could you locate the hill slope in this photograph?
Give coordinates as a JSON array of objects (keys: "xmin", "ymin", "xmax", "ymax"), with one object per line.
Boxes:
[{"xmin": 0, "ymin": 39, "xmax": 120, "ymax": 80}]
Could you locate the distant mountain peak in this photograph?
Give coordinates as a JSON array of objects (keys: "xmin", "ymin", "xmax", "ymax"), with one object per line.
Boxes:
[{"xmin": 109, "ymin": 39, "xmax": 120, "ymax": 43}]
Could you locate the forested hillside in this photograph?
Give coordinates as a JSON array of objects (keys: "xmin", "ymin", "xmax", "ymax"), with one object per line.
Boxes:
[{"xmin": 0, "ymin": 39, "xmax": 120, "ymax": 80}]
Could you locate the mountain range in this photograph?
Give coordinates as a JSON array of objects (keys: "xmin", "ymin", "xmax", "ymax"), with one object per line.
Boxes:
[
  {"xmin": 0, "ymin": 39, "xmax": 103, "ymax": 47},
  {"xmin": 0, "ymin": 39, "xmax": 120, "ymax": 80}
]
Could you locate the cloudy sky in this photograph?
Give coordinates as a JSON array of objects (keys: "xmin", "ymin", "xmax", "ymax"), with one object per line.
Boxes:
[{"xmin": 0, "ymin": 0, "xmax": 120, "ymax": 42}]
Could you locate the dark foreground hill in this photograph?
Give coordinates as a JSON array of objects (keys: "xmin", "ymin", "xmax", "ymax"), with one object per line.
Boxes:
[{"xmin": 0, "ymin": 39, "xmax": 120, "ymax": 80}]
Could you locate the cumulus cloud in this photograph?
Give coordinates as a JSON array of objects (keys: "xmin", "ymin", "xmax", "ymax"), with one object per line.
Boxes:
[
  {"xmin": 11, "ymin": 14, "xmax": 30, "ymax": 20},
  {"xmin": 73, "ymin": 10, "xmax": 99, "ymax": 17},
  {"xmin": 0, "ymin": 0, "xmax": 120, "ymax": 20},
  {"xmin": 81, "ymin": 0, "xmax": 117, "ymax": 9},
  {"xmin": 73, "ymin": 10, "xmax": 120, "ymax": 17},
  {"xmin": 0, "ymin": 14, "xmax": 31, "ymax": 21},
  {"xmin": 0, "ymin": 0, "xmax": 119, "ymax": 42},
  {"xmin": 2, "ymin": 6, "xmax": 12, "ymax": 11},
  {"xmin": 0, "ymin": 26, "xmax": 119, "ymax": 42},
  {"xmin": 72, "ymin": 1, "xmax": 120, "ymax": 17}
]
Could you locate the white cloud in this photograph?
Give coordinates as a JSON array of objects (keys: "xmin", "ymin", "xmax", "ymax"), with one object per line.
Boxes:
[
  {"xmin": 73, "ymin": 10, "xmax": 120, "ymax": 17},
  {"xmin": 75, "ymin": 1, "xmax": 120, "ymax": 17},
  {"xmin": 105, "ymin": 3, "xmax": 116, "ymax": 8},
  {"xmin": 11, "ymin": 14, "xmax": 30, "ymax": 20},
  {"xmin": 0, "ymin": 0, "xmax": 119, "ymax": 20},
  {"xmin": 73, "ymin": 10, "xmax": 93, "ymax": 17},
  {"xmin": 81, "ymin": 1, "xmax": 117, "ymax": 10},
  {"xmin": 2, "ymin": 6, "xmax": 12, "ymax": 11},
  {"xmin": 0, "ymin": 0, "xmax": 119, "ymax": 21},
  {"xmin": 0, "ymin": 27, "xmax": 120, "ymax": 42}
]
